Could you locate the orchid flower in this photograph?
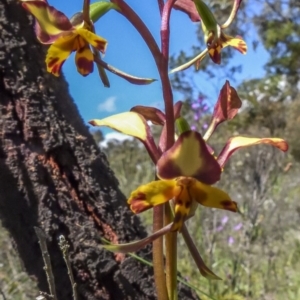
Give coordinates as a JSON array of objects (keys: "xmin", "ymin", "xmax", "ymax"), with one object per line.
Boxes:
[
  {"xmin": 89, "ymin": 80, "xmax": 288, "ymax": 240},
  {"xmin": 171, "ymin": 0, "xmax": 247, "ymax": 73},
  {"xmin": 88, "ymin": 82, "xmax": 287, "ymax": 281},
  {"xmin": 21, "ymin": 0, "xmax": 107, "ymax": 76}
]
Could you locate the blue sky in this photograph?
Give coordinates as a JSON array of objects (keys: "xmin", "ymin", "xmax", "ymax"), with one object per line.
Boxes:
[{"xmin": 50, "ymin": 0, "xmax": 269, "ymax": 135}]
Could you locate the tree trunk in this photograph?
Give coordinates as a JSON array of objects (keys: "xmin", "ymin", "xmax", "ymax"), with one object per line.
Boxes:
[{"xmin": 0, "ymin": 1, "xmax": 198, "ymax": 299}]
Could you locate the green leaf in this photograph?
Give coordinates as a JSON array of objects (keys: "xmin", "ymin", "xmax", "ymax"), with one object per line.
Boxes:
[{"xmin": 89, "ymin": 1, "xmax": 120, "ymax": 23}]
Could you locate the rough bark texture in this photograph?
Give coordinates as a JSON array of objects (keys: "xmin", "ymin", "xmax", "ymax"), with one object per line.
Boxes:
[{"xmin": 0, "ymin": 1, "xmax": 199, "ymax": 299}]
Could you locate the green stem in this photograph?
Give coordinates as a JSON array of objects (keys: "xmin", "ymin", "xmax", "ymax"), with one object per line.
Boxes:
[
  {"xmin": 153, "ymin": 205, "xmax": 169, "ymax": 300},
  {"xmin": 164, "ymin": 203, "xmax": 177, "ymax": 300}
]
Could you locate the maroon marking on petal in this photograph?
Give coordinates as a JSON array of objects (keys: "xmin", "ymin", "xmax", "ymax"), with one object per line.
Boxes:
[
  {"xmin": 88, "ymin": 120, "xmax": 97, "ymax": 126},
  {"xmin": 185, "ymin": 201, "xmax": 191, "ymax": 209},
  {"xmin": 47, "ymin": 57, "xmax": 59, "ymax": 68},
  {"xmin": 220, "ymin": 200, "xmax": 237, "ymax": 212},
  {"xmin": 22, "ymin": 1, "xmax": 73, "ymax": 31},
  {"xmin": 134, "ymin": 192, "xmax": 147, "ymax": 201},
  {"xmin": 129, "ymin": 198, "xmax": 152, "ymax": 214},
  {"xmin": 173, "ymin": 211, "xmax": 182, "ymax": 224},
  {"xmin": 176, "ymin": 199, "xmax": 183, "ymax": 206},
  {"xmin": 51, "ymin": 63, "xmax": 62, "ymax": 75},
  {"xmin": 76, "ymin": 56, "xmax": 93, "ymax": 76},
  {"xmin": 94, "ymin": 40, "xmax": 107, "ymax": 53}
]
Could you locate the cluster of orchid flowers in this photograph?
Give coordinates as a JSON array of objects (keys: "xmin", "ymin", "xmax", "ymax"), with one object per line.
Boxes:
[
  {"xmin": 20, "ymin": 0, "xmax": 247, "ymax": 83},
  {"xmin": 21, "ymin": 0, "xmax": 288, "ymax": 297}
]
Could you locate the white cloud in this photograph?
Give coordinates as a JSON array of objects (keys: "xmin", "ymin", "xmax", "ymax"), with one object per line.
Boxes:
[
  {"xmin": 97, "ymin": 96, "xmax": 117, "ymax": 112},
  {"xmin": 100, "ymin": 132, "xmax": 133, "ymax": 148}
]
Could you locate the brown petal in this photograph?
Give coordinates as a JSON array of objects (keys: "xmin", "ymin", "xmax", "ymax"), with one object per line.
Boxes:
[
  {"xmin": 204, "ymin": 80, "xmax": 241, "ymax": 141},
  {"xmin": 157, "ymin": 131, "xmax": 221, "ymax": 185},
  {"xmin": 173, "ymin": 0, "xmax": 201, "ymax": 22},
  {"xmin": 130, "ymin": 106, "xmax": 165, "ymax": 125}
]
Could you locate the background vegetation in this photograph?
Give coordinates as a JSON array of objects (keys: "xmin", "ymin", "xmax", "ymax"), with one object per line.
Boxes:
[{"xmin": 0, "ymin": 0, "xmax": 299, "ymax": 299}]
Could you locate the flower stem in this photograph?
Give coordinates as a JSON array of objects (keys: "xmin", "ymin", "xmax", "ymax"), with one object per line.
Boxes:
[
  {"xmin": 153, "ymin": 205, "xmax": 169, "ymax": 300},
  {"xmin": 160, "ymin": 0, "xmax": 176, "ymax": 149},
  {"xmin": 157, "ymin": 0, "xmax": 164, "ymax": 16},
  {"xmin": 160, "ymin": 2, "xmax": 177, "ymax": 299},
  {"xmin": 164, "ymin": 203, "xmax": 177, "ymax": 300}
]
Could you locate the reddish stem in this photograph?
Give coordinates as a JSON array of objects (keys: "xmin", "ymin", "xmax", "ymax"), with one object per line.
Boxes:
[
  {"xmin": 157, "ymin": 0, "xmax": 164, "ymax": 16},
  {"xmin": 160, "ymin": 0, "xmax": 176, "ymax": 149}
]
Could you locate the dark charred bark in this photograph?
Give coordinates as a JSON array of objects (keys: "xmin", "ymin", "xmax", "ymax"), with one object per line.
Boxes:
[{"xmin": 0, "ymin": 1, "xmax": 199, "ymax": 299}]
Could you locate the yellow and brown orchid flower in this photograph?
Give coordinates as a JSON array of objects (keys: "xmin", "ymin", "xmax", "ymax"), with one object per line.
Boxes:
[
  {"xmin": 21, "ymin": 0, "xmax": 107, "ymax": 76},
  {"xmin": 89, "ymin": 84, "xmax": 287, "ymax": 279},
  {"xmin": 171, "ymin": 0, "xmax": 247, "ymax": 73},
  {"xmin": 90, "ymin": 86, "xmax": 288, "ymax": 234},
  {"xmin": 129, "ymin": 130, "xmax": 238, "ymax": 232}
]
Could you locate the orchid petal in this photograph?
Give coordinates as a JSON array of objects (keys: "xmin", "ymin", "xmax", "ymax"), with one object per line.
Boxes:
[
  {"xmin": 218, "ymin": 136, "xmax": 289, "ymax": 168},
  {"xmin": 208, "ymin": 34, "xmax": 247, "ymax": 65},
  {"xmin": 173, "ymin": 0, "xmax": 200, "ymax": 22},
  {"xmin": 89, "ymin": 112, "xmax": 151, "ymax": 142},
  {"xmin": 77, "ymin": 28, "xmax": 107, "ymax": 53},
  {"xmin": 94, "ymin": 56, "xmax": 157, "ymax": 85},
  {"xmin": 130, "ymin": 106, "xmax": 165, "ymax": 126},
  {"xmin": 102, "ymin": 223, "xmax": 173, "ymax": 253},
  {"xmin": 170, "ymin": 48, "xmax": 208, "ymax": 73},
  {"xmin": 223, "ymin": 34, "xmax": 247, "ymax": 54},
  {"xmin": 93, "ymin": 48, "xmax": 110, "ymax": 87},
  {"xmin": 128, "ymin": 180, "xmax": 176, "ymax": 213},
  {"xmin": 182, "ymin": 225, "xmax": 222, "ymax": 280},
  {"xmin": 157, "ymin": 131, "xmax": 221, "ymax": 185},
  {"xmin": 75, "ymin": 45, "xmax": 94, "ymax": 76},
  {"xmin": 222, "ymin": 0, "xmax": 243, "ymax": 29},
  {"xmin": 89, "ymin": 112, "xmax": 160, "ymax": 162},
  {"xmin": 21, "ymin": 0, "xmax": 73, "ymax": 43},
  {"xmin": 191, "ymin": 181, "xmax": 238, "ymax": 212},
  {"xmin": 203, "ymin": 81, "xmax": 242, "ymax": 141},
  {"xmin": 171, "ymin": 177, "xmax": 197, "ymax": 231},
  {"xmin": 194, "ymin": 0, "xmax": 219, "ymax": 42},
  {"xmin": 208, "ymin": 43, "xmax": 222, "ymax": 64},
  {"xmin": 45, "ymin": 34, "xmax": 75, "ymax": 76},
  {"xmin": 89, "ymin": 2, "xmax": 120, "ymax": 23}
]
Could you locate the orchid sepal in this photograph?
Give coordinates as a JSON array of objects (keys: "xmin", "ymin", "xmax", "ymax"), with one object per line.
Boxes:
[
  {"xmin": 203, "ymin": 80, "xmax": 242, "ymax": 141},
  {"xmin": 89, "ymin": 1, "xmax": 120, "ymax": 23},
  {"xmin": 218, "ymin": 136, "xmax": 289, "ymax": 168},
  {"xmin": 157, "ymin": 131, "xmax": 221, "ymax": 185},
  {"xmin": 101, "ymin": 223, "xmax": 173, "ymax": 253},
  {"xmin": 89, "ymin": 112, "xmax": 160, "ymax": 162}
]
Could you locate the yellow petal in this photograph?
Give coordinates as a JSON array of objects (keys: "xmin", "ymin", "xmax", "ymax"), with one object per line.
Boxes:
[
  {"xmin": 218, "ymin": 136, "xmax": 288, "ymax": 168},
  {"xmin": 89, "ymin": 112, "xmax": 150, "ymax": 142},
  {"xmin": 128, "ymin": 180, "xmax": 176, "ymax": 213},
  {"xmin": 77, "ymin": 28, "xmax": 107, "ymax": 53},
  {"xmin": 191, "ymin": 180, "xmax": 238, "ymax": 212},
  {"xmin": 75, "ymin": 45, "xmax": 94, "ymax": 76},
  {"xmin": 21, "ymin": 0, "xmax": 73, "ymax": 42},
  {"xmin": 171, "ymin": 177, "xmax": 196, "ymax": 231},
  {"xmin": 45, "ymin": 34, "xmax": 75, "ymax": 76},
  {"xmin": 222, "ymin": 34, "xmax": 247, "ymax": 54}
]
